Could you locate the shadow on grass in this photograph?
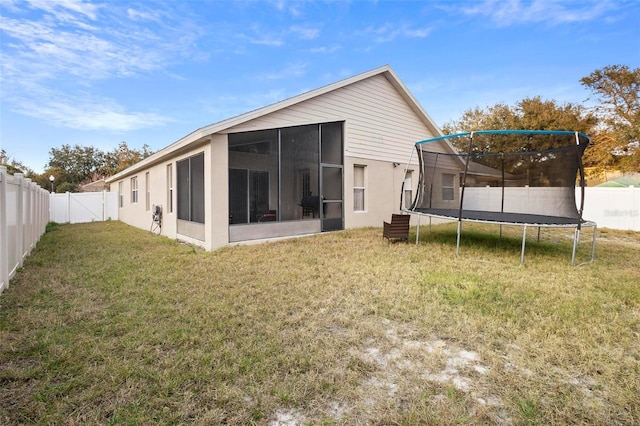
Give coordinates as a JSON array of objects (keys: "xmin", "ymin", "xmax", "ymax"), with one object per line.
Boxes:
[{"xmin": 414, "ymin": 223, "xmax": 583, "ymax": 262}]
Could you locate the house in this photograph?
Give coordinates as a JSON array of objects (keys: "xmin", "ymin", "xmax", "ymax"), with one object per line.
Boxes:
[
  {"xmin": 105, "ymin": 65, "xmax": 452, "ymax": 250},
  {"xmin": 78, "ymin": 178, "xmax": 107, "ymax": 192}
]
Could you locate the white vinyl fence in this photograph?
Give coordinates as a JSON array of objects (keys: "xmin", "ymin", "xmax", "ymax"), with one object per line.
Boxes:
[
  {"xmin": 461, "ymin": 186, "xmax": 639, "ymax": 231},
  {"xmin": 581, "ymin": 186, "xmax": 639, "ymax": 231},
  {"xmin": 50, "ymin": 191, "xmax": 118, "ymax": 224},
  {"xmin": 1, "ymin": 166, "xmax": 638, "ymax": 295},
  {"xmin": 0, "ymin": 167, "xmax": 50, "ymax": 294}
]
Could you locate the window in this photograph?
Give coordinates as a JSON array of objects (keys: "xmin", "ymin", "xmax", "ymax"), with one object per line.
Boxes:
[
  {"xmin": 131, "ymin": 176, "xmax": 138, "ymax": 203},
  {"xmin": 145, "ymin": 172, "xmax": 150, "ymax": 211},
  {"xmin": 167, "ymin": 164, "xmax": 173, "ymax": 213},
  {"xmin": 353, "ymin": 165, "xmax": 365, "ymax": 211},
  {"xmin": 177, "ymin": 152, "xmax": 205, "ymax": 223},
  {"xmin": 442, "ymin": 173, "xmax": 455, "ymax": 201},
  {"xmin": 404, "ymin": 171, "xmax": 413, "ymax": 209},
  {"xmin": 118, "ymin": 181, "xmax": 124, "ymax": 208}
]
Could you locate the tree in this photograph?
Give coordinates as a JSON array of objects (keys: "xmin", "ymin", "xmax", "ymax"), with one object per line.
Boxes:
[
  {"xmin": 580, "ymin": 65, "xmax": 640, "ymax": 173},
  {"xmin": 43, "ymin": 142, "xmax": 153, "ymax": 192},
  {"xmin": 440, "ymin": 97, "xmax": 599, "ymax": 183},
  {"xmin": 27, "ymin": 167, "xmax": 63, "ymax": 192},
  {"xmin": 0, "ymin": 149, "xmax": 35, "ymax": 176},
  {"xmin": 2, "ymin": 142, "xmax": 152, "ymax": 192},
  {"xmin": 47, "ymin": 144, "xmax": 107, "ymax": 186},
  {"xmin": 102, "ymin": 141, "xmax": 153, "ymax": 176},
  {"xmin": 442, "ymin": 97, "xmax": 597, "ymax": 153}
]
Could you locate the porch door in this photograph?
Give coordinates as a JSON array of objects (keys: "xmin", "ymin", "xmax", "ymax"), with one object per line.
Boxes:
[
  {"xmin": 319, "ymin": 122, "xmax": 344, "ymax": 232},
  {"xmin": 320, "ymin": 165, "xmax": 343, "ymax": 231}
]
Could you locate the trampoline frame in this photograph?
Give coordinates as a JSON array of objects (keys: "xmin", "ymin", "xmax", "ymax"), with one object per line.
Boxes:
[{"xmin": 401, "ymin": 130, "xmax": 597, "ymax": 266}]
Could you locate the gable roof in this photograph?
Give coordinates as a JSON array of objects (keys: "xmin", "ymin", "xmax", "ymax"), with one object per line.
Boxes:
[{"xmin": 106, "ymin": 65, "xmax": 443, "ymax": 183}]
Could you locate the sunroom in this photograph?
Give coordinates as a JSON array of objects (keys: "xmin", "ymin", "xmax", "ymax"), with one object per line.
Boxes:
[{"xmin": 227, "ymin": 121, "xmax": 344, "ymax": 243}]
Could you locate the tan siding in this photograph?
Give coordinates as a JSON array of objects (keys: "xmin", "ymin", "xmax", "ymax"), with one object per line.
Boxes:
[
  {"xmin": 225, "ymin": 74, "xmax": 441, "ymax": 164},
  {"xmin": 110, "ymin": 142, "xmax": 211, "ymax": 249}
]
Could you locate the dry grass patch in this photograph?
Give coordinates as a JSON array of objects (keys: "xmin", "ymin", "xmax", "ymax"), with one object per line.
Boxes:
[{"xmin": 1, "ymin": 221, "xmax": 639, "ymax": 424}]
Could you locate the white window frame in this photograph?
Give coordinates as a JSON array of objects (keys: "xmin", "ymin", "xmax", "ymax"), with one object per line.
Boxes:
[
  {"xmin": 442, "ymin": 173, "xmax": 455, "ymax": 201},
  {"xmin": 118, "ymin": 181, "xmax": 124, "ymax": 208},
  {"xmin": 131, "ymin": 176, "xmax": 138, "ymax": 204},
  {"xmin": 167, "ymin": 164, "xmax": 173, "ymax": 214},
  {"xmin": 353, "ymin": 165, "xmax": 365, "ymax": 212},
  {"xmin": 145, "ymin": 172, "xmax": 150, "ymax": 211},
  {"xmin": 404, "ymin": 171, "xmax": 413, "ymax": 209}
]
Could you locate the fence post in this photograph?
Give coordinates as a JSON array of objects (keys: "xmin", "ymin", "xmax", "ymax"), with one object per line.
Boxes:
[
  {"xmin": 14, "ymin": 174, "xmax": 25, "ymax": 269},
  {"xmin": 0, "ymin": 167, "xmax": 8, "ymax": 293},
  {"xmin": 43, "ymin": 186, "xmax": 49, "ymax": 231},
  {"xmin": 50, "ymin": 192, "xmax": 55, "ymax": 223},
  {"xmin": 67, "ymin": 191, "xmax": 71, "ymax": 223},
  {"xmin": 24, "ymin": 178, "xmax": 33, "ymax": 256},
  {"xmin": 631, "ymin": 186, "xmax": 638, "ymax": 231},
  {"xmin": 102, "ymin": 190, "xmax": 107, "ymax": 221}
]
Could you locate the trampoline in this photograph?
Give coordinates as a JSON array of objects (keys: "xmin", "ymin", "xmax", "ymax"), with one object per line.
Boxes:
[{"xmin": 401, "ymin": 130, "xmax": 597, "ymax": 265}]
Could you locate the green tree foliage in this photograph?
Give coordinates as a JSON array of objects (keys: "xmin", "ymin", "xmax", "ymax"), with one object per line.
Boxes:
[
  {"xmin": 35, "ymin": 142, "xmax": 153, "ymax": 193},
  {"xmin": 2, "ymin": 142, "xmax": 152, "ymax": 193},
  {"xmin": 47, "ymin": 145, "xmax": 107, "ymax": 187},
  {"xmin": 580, "ymin": 65, "xmax": 640, "ymax": 173},
  {"xmin": 103, "ymin": 141, "xmax": 153, "ymax": 176},
  {"xmin": 442, "ymin": 97, "xmax": 597, "ymax": 153},
  {"xmin": 0, "ymin": 149, "xmax": 35, "ymax": 176}
]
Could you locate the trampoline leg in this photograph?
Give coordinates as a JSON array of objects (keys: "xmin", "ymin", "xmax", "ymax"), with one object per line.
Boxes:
[
  {"xmin": 520, "ymin": 225, "xmax": 527, "ymax": 266},
  {"xmin": 416, "ymin": 216, "xmax": 421, "ymax": 245},
  {"xmin": 456, "ymin": 221, "xmax": 462, "ymax": 257},
  {"xmin": 590, "ymin": 225, "xmax": 597, "ymax": 264},
  {"xmin": 537, "ymin": 227, "xmax": 541, "ymax": 242},
  {"xmin": 571, "ymin": 228, "xmax": 580, "ymax": 266}
]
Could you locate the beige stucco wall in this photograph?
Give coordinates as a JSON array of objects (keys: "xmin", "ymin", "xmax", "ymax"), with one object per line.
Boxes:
[
  {"xmin": 343, "ymin": 156, "xmax": 418, "ymax": 228},
  {"xmin": 109, "ymin": 140, "xmax": 213, "ymax": 249},
  {"xmin": 209, "ymin": 134, "xmax": 230, "ymax": 250},
  {"xmin": 108, "ymin": 71, "xmax": 447, "ymax": 250}
]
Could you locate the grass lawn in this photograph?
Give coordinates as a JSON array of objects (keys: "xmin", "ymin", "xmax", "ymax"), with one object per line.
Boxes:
[{"xmin": 1, "ymin": 221, "xmax": 639, "ymax": 425}]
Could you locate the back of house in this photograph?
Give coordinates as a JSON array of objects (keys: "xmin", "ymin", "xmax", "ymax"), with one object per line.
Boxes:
[{"xmin": 105, "ymin": 65, "xmax": 453, "ymax": 250}]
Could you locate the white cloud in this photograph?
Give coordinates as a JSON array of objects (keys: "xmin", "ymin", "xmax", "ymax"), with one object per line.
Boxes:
[
  {"xmin": 460, "ymin": 0, "xmax": 612, "ymax": 26},
  {"xmin": 26, "ymin": 0, "xmax": 102, "ymax": 21},
  {"xmin": 7, "ymin": 85, "xmax": 172, "ymax": 131},
  {"xmin": 198, "ymin": 88, "xmax": 289, "ymax": 122},
  {"xmin": 361, "ymin": 22, "xmax": 433, "ymax": 42},
  {"xmin": 239, "ymin": 24, "xmax": 284, "ymax": 46},
  {"xmin": 404, "ymin": 27, "xmax": 433, "ymax": 38},
  {"xmin": 248, "ymin": 35, "xmax": 284, "ymax": 46},
  {"xmin": 126, "ymin": 7, "xmax": 162, "ymax": 22},
  {"xmin": 309, "ymin": 45, "xmax": 341, "ymax": 54},
  {"xmin": 0, "ymin": 16, "xmax": 163, "ymax": 81},
  {"xmin": 0, "ymin": 1, "xmax": 202, "ymax": 130},
  {"xmin": 290, "ymin": 24, "xmax": 320, "ymax": 40},
  {"xmin": 261, "ymin": 62, "xmax": 308, "ymax": 80},
  {"xmin": 268, "ymin": 0, "xmax": 303, "ymax": 17}
]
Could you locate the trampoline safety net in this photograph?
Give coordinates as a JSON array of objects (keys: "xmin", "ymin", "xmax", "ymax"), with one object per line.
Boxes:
[
  {"xmin": 405, "ymin": 130, "xmax": 592, "ymax": 227},
  {"xmin": 402, "ymin": 130, "xmax": 597, "ymax": 265}
]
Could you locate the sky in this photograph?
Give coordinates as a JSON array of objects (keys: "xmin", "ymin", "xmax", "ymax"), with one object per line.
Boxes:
[{"xmin": 1, "ymin": 0, "xmax": 639, "ymax": 174}]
